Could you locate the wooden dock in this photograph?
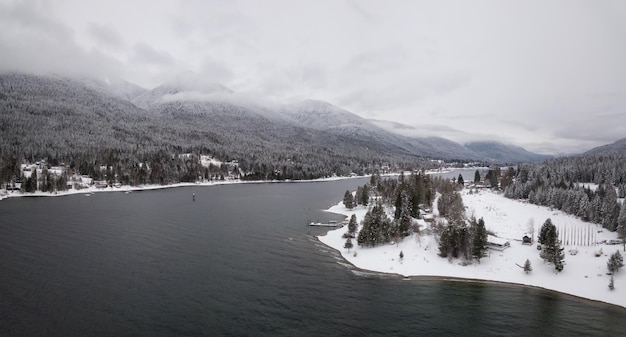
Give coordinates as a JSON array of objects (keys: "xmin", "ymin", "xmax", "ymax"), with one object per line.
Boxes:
[{"xmin": 309, "ymin": 220, "xmax": 341, "ymax": 227}]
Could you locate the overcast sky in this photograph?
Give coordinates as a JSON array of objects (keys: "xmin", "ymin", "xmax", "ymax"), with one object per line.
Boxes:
[{"xmin": 1, "ymin": 0, "xmax": 625, "ymax": 154}]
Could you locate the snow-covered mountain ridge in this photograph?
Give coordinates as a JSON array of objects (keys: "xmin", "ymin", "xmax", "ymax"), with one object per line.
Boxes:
[{"xmin": 1, "ymin": 72, "xmax": 605, "ymax": 163}]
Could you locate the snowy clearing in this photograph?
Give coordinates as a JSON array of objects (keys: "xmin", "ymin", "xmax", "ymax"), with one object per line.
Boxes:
[{"xmin": 318, "ymin": 189, "xmax": 626, "ymax": 308}]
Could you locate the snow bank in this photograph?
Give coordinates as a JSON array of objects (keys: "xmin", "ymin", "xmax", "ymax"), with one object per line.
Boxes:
[{"xmin": 318, "ymin": 189, "xmax": 626, "ymax": 308}]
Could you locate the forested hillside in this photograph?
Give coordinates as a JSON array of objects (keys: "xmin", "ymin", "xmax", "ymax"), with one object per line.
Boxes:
[
  {"xmin": 504, "ymin": 154, "xmax": 626, "ymax": 233},
  {"xmin": 0, "ymin": 73, "xmax": 427, "ymax": 189}
]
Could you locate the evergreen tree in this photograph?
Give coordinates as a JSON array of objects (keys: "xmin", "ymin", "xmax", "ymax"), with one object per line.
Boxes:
[
  {"xmin": 357, "ymin": 203, "xmax": 391, "ymax": 247},
  {"xmin": 609, "ymin": 275, "xmax": 615, "ymax": 291},
  {"xmin": 438, "ymin": 225, "xmax": 453, "ymax": 258},
  {"xmin": 348, "ymin": 214, "xmax": 358, "ymax": 234},
  {"xmin": 344, "ymin": 238, "xmax": 353, "ymax": 252},
  {"xmin": 607, "ymin": 250, "xmax": 624, "ymax": 274},
  {"xmin": 524, "ymin": 259, "xmax": 532, "ymax": 274},
  {"xmin": 23, "ymin": 170, "xmax": 37, "ymax": 192},
  {"xmin": 602, "ymin": 184, "xmax": 620, "ymax": 231},
  {"xmin": 471, "ymin": 217, "xmax": 488, "ymax": 262},
  {"xmin": 355, "ymin": 186, "xmax": 363, "ymax": 206},
  {"xmin": 485, "ymin": 168, "xmax": 499, "ymax": 188},
  {"xmin": 343, "ymin": 190, "xmax": 354, "ymax": 209},
  {"xmin": 457, "ymin": 174, "xmax": 464, "ymax": 187},
  {"xmin": 540, "ymin": 220, "xmax": 565, "ymax": 272},
  {"xmin": 360, "ymin": 184, "xmax": 370, "ymax": 206},
  {"xmin": 617, "ymin": 204, "xmax": 626, "ymax": 251},
  {"xmin": 474, "ymin": 170, "xmax": 481, "ymax": 184},
  {"xmin": 399, "ymin": 250, "xmax": 404, "ymax": 260},
  {"xmin": 396, "ymin": 189, "xmax": 412, "ymax": 238},
  {"xmin": 538, "ymin": 218, "xmax": 554, "ymax": 245}
]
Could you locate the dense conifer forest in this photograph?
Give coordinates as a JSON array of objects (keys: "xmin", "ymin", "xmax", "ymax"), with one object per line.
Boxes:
[
  {"xmin": 504, "ymin": 154, "xmax": 626, "ymax": 232},
  {"xmin": 0, "ymin": 73, "xmax": 433, "ymax": 190}
]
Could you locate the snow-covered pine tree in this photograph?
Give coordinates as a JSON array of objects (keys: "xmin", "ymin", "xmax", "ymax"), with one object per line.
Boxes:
[
  {"xmin": 344, "ymin": 238, "xmax": 353, "ymax": 252},
  {"xmin": 343, "ymin": 190, "xmax": 354, "ymax": 209},
  {"xmin": 607, "ymin": 250, "xmax": 624, "ymax": 274},
  {"xmin": 524, "ymin": 259, "xmax": 532, "ymax": 274},
  {"xmin": 396, "ymin": 189, "xmax": 412, "ymax": 238},
  {"xmin": 348, "ymin": 214, "xmax": 358, "ymax": 234},
  {"xmin": 356, "ymin": 203, "xmax": 391, "ymax": 247},
  {"xmin": 616, "ymin": 204, "xmax": 626, "ymax": 251},
  {"xmin": 540, "ymin": 221, "xmax": 565, "ymax": 272},
  {"xmin": 471, "ymin": 217, "xmax": 488, "ymax": 262},
  {"xmin": 538, "ymin": 218, "xmax": 554, "ymax": 245}
]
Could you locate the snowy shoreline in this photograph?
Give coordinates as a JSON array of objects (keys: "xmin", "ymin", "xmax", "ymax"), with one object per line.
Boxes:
[
  {"xmin": 318, "ymin": 189, "xmax": 626, "ymax": 309},
  {"xmin": 0, "ymin": 174, "xmax": 374, "ymax": 202},
  {"xmin": 0, "ymin": 167, "xmax": 458, "ymax": 203}
]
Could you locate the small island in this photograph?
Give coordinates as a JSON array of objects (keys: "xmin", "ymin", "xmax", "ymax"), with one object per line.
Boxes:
[{"xmin": 319, "ymin": 171, "xmax": 626, "ymax": 309}]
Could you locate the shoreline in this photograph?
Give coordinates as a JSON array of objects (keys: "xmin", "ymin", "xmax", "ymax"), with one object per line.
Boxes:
[
  {"xmin": 321, "ymin": 237, "xmax": 626, "ymax": 310},
  {"xmin": 318, "ymin": 190, "xmax": 626, "ymax": 309},
  {"xmin": 0, "ymin": 167, "xmax": 460, "ymax": 203},
  {"xmin": 0, "ymin": 174, "xmax": 373, "ymax": 202}
]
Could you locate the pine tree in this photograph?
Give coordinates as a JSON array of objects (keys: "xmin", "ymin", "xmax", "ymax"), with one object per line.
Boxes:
[
  {"xmin": 348, "ymin": 214, "xmax": 357, "ymax": 234},
  {"xmin": 617, "ymin": 204, "xmax": 626, "ymax": 251},
  {"xmin": 355, "ymin": 186, "xmax": 363, "ymax": 206},
  {"xmin": 344, "ymin": 238, "xmax": 353, "ymax": 252},
  {"xmin": 399, "ymin": 250, "xmax": 404, "ymax": 260},
  {"xmin": 471, "ymin": 217, "xmax": 488, "ymax": 262},
  {"xmin": 360, "ymin": 184, "xmax": 370, "ymax": 206},
  {"xmin": 609, "ymin": 275, "xmax": 615, "ymax": 291},
  {"xmin": 538, "ymin": 218, "xmax": 554, "ymax": 245},
  {"xmin": 458, "ymin": 174, "xmax": 464, "ymax": 187},
  {"xmin": 438, "ymin": 225, "xmax": 453, "ymax": 258},
  {"xmin": 474, "ymin": 170, "xmax": 481, "ymax": 184},
  {"xmin": 524, "ymin": 259, "xmax": 532, "ymax": 274},
  {"xmin": 602, "ymin": 184, "xmax": 620, "ymax": 231},
  {"xmin": 357, "ymin": 203, "xmax": 391, "ymax": 247},
  {"xmin": 540, "ymin": 221, "xmax": 565, "ymax": 272},
  {"xmin": 396, "ymin": 189, "xmax": 412, "ymax": 237},
  {"xmin": 343, "ymin": 190, "xmax": 354, "ymax": 209},
  {"xmin": 607, "ymin": 250, "xmax": 624, "ymax": 274}
]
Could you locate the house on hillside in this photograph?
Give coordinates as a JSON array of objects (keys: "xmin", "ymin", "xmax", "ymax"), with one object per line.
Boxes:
[{"xmin": 487, "ymin": 235, "xmax": 510, "ymax": 251}]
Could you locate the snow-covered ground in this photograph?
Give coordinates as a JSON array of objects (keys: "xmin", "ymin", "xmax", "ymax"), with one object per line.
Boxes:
[{"xmin": 318, "ymin": 189, "xmax": 626, "ymax": 308}]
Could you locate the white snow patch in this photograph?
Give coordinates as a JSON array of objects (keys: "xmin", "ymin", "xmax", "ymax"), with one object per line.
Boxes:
[{"xmin": 318, "ymin": 189, "xmax": 626, "ymax": 308}]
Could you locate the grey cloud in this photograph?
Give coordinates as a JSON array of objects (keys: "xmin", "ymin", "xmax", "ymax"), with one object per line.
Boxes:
[
  {"xmin": 0, "ymin": 1, "xmax": 123, "ymax": 80},
  {"xmin": 197, "ymin": 60, "xmax": 235, "ymax": 85},
  {"xmin": 88, "ymin": 23, "xmax": 125, "ymax": 50},
  {"xmin": 131, "ymin": 43, "xmax": 175, "ymax": 66},
  {"xmin": 0, "ymin": 1, "xmax": 74, "ymax": 43}
]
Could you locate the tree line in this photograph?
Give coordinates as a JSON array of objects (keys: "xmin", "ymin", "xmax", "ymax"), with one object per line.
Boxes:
[{"xmin": 502, "ymin": 154, "xmax": 626, "ymax": 243}]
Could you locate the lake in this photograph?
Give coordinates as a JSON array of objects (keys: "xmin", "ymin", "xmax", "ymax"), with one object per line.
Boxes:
[{"xmin": 1, "ymin": 178, "xmax": 625, "ymax": 336}]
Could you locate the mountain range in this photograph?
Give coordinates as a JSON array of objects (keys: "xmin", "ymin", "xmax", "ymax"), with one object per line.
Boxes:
[{"xmin": 1, "ymin": 72, "xmax": 621, "ymax": 170}]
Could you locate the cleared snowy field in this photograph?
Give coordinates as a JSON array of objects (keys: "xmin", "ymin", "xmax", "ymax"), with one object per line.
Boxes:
[{"xmin": 319, "ymin": 189, "xmax": 625, "ymax": 308}]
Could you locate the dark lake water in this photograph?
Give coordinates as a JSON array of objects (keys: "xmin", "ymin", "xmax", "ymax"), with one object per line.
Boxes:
[{"xmin": 1, "ymin": 178, "xmax": 625, "ymax": 336}]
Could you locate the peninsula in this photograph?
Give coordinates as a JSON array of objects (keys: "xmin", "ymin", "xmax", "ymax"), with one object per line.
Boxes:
[{"xmin": 319, "ymin": 189, "xmax": 626, "ymax": 308}]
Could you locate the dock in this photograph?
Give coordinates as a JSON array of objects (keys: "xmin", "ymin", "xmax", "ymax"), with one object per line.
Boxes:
[{"xmin": 309, "ymin": 220, "xmax": 341, "ymax": 227}]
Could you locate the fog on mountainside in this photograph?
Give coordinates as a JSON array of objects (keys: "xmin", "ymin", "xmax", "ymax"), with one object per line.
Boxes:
[{"xmin": 1, "ymin": 73, "xmax": 622, "ymax": 190}]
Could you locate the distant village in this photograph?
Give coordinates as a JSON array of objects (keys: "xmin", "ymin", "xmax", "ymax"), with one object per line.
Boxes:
[{"xmin": 2, "ymin": 155, "xmax": 243, "ymax": 194}]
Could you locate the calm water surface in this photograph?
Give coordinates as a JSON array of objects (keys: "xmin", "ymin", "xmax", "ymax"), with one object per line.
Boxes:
[{"xmin": 1, "ymin": 179, "xmax": 625, "ymax": 336}]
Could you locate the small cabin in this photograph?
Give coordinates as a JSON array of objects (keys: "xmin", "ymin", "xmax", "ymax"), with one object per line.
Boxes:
[
  {"xmin": 487, "ymin": 235, "xmax": 510, "ymax": 251},
  {"xmin": 522, "ymin": 234, "xmax": 533, "ymax": 245}
]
